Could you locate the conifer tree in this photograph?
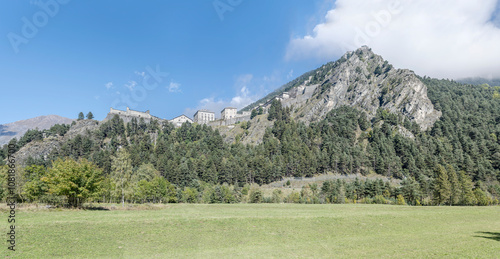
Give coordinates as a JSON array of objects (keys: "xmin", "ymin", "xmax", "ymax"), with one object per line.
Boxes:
[
  {"xmin": 78, "ymin": 112, "xmax": 84, "ymax": 121},
  {"xmin": 458, "ymin": 171, "xmax": 477, "ymax": 205},
  {"xmin": 250, "ymin": 109, "xmax": 258, "ymax": 119},
  {"xmin": 446, "ymin": 164, "xmax": 460, "ymax": 205},
  {"xmin": 86, "ymin": 112, "xmax": 94, "ymax": 120},
  {"xmin": 433, "ymin": 165, "xmax": 451, "ymax": 205}
]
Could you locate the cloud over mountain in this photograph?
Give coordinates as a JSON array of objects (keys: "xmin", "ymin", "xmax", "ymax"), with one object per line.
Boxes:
[{"xmin": 286, "ymin": 0, "xmax": 500, "ymax": 79}]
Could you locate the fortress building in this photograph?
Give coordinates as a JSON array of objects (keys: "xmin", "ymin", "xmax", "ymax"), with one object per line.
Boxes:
[
  {"xmin": 106, "ymin": 106, "xmax": 251, "ymax": 128},
  {"xmin": 106, "ymin": 107, "xmax": 165, "ymax": 123},
  {"xmin": 170, "ymin": 115, "xmax": 193, "ymax": 127},
  {"xmin": 109, "ymin": 107, "xmax": 153, "ymax": 119},
  {"xmin": 193, "ymin": 110, "xmax": 215, "ymax": 124},
  {"xmin": 221, "ymin": 107, "xmax": 237, "ymax": 120}
]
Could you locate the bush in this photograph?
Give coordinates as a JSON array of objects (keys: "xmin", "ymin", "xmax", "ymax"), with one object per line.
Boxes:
[
  {"xmin": 396, "ymin": 194, "xmax": 406, "ymax": 205},
  {"xmin": 474, "ymin": 189, "xmax": 489, "ymax": 206},
  {"xmin": 287, "ymin": 191, "xmax": 301, "ymax": 203},
  {"xmin": 249, "ymin": 189, "xmax": 263, "ymax": 203},
  {"xmin": 272, "ymin": 189, "xmax": 283, "ymax": 203},
  {"xmin": 182, "ymin": 187, "xmax": 198, "ymax": 203},
  {"xmin": 373, "ymin": 195, "xmax": 388, "ymax": 204}
]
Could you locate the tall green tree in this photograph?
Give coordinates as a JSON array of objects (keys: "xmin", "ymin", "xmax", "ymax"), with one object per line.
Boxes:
[
  {"xmin": 42, "ymin": 158, "xmax": 103, "ymax": 208},
  {"xmin": 111, "ymin": 148, "xmax": 133, "ymax": 206},
  {"xmin": 446, "ymin": 165, "xmax": 460, "ymax": 205},
  {"xmin": 22, "ymin": 165, "xmax": 48, "ymax": 202},
  {"xmin": 458, "ymin": 171, "xmax": 477, "ymax": 205},
  {"xmin": 433, "ymin": 165, "xmax": 451, "ymax": 205}
]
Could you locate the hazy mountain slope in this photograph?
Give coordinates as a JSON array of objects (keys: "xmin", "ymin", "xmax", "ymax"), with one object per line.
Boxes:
[
  {"xmin": 0, "ymin": 115, "xmax": 74, "ymax": 146},
  {"xmin": 458, "ymin": 77, "xmax": 500, "ymax": 86}
]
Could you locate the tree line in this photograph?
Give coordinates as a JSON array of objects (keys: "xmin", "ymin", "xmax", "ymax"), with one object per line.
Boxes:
[{"xmin": 0, "ymin": 77, "xmax": 499, "ymax": 207}]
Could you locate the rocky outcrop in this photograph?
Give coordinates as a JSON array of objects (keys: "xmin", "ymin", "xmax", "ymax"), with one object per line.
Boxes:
[
  {"xmin": 14, "ymin": 120, "xmax": 99, "ymax": 166},
  {"xmin": 0, "ymin": 115, "xmax": 74, "ymax": 146},
  {"xmin": 285, "ymin": 46, "xmax": 441, "ymax": 130}
]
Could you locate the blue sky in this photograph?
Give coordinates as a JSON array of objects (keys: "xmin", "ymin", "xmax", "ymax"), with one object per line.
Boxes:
[
  {"xmin": 0, "ymin": 0, "xmax": 334, "ymax": 123},
  {"xmin": 1, "ymin": 0, "xmax": 499, "ymax": 124}
]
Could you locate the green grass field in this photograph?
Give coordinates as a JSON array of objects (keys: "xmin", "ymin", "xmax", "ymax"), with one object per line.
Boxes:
[{"xmin": 1, "ymin": 204, "xmax": 499, "ymax": 258}]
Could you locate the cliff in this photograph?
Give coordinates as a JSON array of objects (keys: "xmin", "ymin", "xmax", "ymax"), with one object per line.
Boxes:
[{"xmin": 245, "ymin": 46, "xmax": 441, "ymax": 131}]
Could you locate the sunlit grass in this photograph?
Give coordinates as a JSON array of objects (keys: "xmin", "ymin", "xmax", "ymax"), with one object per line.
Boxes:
[{"xmin": 1, "ymin": 204, "xmax": 499, "ymax": 258}]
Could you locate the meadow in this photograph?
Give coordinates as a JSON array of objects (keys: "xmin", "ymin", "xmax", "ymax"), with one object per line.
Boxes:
[{"xmin": 1, "ymin": 204, "xmax": 499, "ymax": 258}]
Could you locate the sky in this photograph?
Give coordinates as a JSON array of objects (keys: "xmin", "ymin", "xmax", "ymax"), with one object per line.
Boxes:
[{"xmin": 1, "ymin": 0, "xmax": 499, "ymax": 124}]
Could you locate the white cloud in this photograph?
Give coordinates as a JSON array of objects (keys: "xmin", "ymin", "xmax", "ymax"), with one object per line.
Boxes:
[
  {"xmin": 286, "ymin": 0, "xmax": 500, "ymax": 79},
  {"xmin": 105, "ymin": 82, "xmax": 113, "ymax": 90},
  {"xmin": 168, "ymin": 81, "xmax": 181, "ymax": 93},
  {"xmin": 124, "ymin": 81, "xmax": 137, "ymax": 91},
  {"xmin": 134, "ymin": 71, "xmax": 146, "ymax": 77}
]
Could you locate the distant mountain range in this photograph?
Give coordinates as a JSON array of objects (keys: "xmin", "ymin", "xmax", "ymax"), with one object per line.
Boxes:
[
  {"xmin": 458, "ymin": 77, "xmax": 500, "ymax": 86},
  {"xmin": 0, "ymin": 115, "xmax": 74, "ymax": 146}
]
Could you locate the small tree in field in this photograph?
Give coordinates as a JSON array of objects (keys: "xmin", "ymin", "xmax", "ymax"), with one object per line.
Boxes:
[
  {"xmin": 111, "ymin": 148, "xmax": 133, "ymax": 206},
  {"xmin": 42, "ymin": 158, "xmax": 103, "ymax": 208}
]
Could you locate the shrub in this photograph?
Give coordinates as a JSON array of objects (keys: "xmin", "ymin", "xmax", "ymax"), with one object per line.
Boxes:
[
  {"xmin": 396, "ymin": 194, "xmax": 406, "ymax": 205},
  {"xmin": 249, "ymin": 189, "xmax": 263, "ymax": 203},
  {"xmin": 373, "ymin": 195, "xmax": 388, "ymax": 204},
  {"xmin": 272, "ymin": 189, "xmax": 283, "ymax": 203},
  {"xmin": 287, "ymin": 191, "xmax": 301, "ymax": 203}
]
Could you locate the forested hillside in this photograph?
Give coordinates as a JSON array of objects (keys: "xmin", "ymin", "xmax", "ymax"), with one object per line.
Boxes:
[{"xmin": 1, "ymin": 76, "xmax": 499, "ymax": 207}]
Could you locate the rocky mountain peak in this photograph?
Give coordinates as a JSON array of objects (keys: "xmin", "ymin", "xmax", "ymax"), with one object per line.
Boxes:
[{"xmin": 280, "ymin": 46, "xmax": 441, "ymax": 130}]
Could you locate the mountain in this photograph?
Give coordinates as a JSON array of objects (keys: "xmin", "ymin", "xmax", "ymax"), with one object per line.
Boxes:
[
  {"xmin": 0, "ymin": 115, "xmax": 74, "ymax": 146},
  {"xmin": 3, "ymin": 46, "xmax": 499, "ymax": 210},
  {"xmin": 457, "ymin": 77, "xmax": 500, "ymax": 86},
  {"xmin": 242, "ymin": 46, "xmax": 441, "ymax": 131}
]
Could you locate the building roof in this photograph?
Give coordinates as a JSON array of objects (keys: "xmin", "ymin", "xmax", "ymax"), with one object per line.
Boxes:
[
  {"xmin": 170, "ymin": 114, "xmax": 192, "ymax": 121},
  {"xmin": 221, "ymin": 107, "xmax": 237, "ymax": 113},
  {"xmin": 194, "ymin": 109, "xmax": 215, "ymax": 116}
]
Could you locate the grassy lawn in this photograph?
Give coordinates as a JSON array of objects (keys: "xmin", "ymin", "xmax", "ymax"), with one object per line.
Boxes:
[{"xmin": 1, "ymin": 204, "xmax": 499, "ymax": 258}]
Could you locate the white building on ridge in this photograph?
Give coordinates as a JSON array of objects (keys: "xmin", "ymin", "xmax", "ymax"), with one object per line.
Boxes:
[
  {"xmin": 221, "ymin": 107, "xmax": 237, "ymax": 120},
  {"xmin": 169, "ymin": 114, "xmax": 193, "ymax": 127},
  {"xmin": 194, "ymin": 110, "xmax": 215, "ymax": 124}
]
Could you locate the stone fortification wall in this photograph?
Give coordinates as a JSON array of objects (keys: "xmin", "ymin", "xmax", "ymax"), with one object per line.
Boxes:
[
  {"xmin": 106, "ymin": 107, "xmax": 165, "ymax": 124},
  {"xmin": 208, "ymin": 114, "xmax": 251, "ymax": 127}
]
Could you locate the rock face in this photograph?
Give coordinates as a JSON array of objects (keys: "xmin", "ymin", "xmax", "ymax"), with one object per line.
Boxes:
[
  {"xmin": 283, "ymin": 46, "xmax": 441, "ymax": 130},
  {"xmin": 14, "ymin": 120, "xmax": 99, "ymax": 166},
  {"xmin": 0, "ymin": 115, "xmax": 74, "ymax": 146}
]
